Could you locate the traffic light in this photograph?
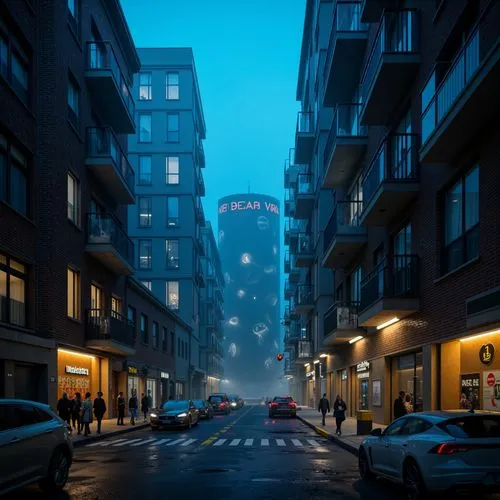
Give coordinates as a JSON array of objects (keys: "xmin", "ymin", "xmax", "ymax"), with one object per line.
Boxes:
[{"xmin": 276, "ymin": 353, "xmax": 284, "ymax": 361}]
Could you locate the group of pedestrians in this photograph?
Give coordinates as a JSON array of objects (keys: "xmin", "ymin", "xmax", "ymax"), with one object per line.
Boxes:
[
  {"xmin": 393, "ymin": 390, "xmax": 414, "ymax": 419},
  {"xmin": 318, "ymin": 393, "xmax": 347, "ymax": 435},
  {"xmin": 116, "ymin": 390, "xmax": 152, "ymax": 426}
]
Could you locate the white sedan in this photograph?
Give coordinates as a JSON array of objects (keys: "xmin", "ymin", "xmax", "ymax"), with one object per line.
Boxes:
[{"xmin": 358, "ymin": 410, "xmax": 500, "ymax": 499}]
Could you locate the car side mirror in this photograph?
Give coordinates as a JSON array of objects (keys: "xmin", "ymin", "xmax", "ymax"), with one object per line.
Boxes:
[{"xmin": 371, "ymin": 428, "xmax": 382, "ymax": 437}]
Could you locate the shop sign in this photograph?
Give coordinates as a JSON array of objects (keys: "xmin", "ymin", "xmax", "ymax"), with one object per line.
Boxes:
[
  {"xmin": 356, "ymin": 361, "xmax": 370, "ymax": 374},
  {"xmin": 460, "ymin": 373, "xmax": 480, "ymax": 409},
  {"xmin": 483, "ymin": 370, "xmax": 500, "ymax": 411},
  {"xmin": 65, "ymin": 365, "xmax": 89, "ymax": 376},
  {"xmin": 479, "ymin": 343, "xmax": 495, "ymax": 365},
  {"xmin": 160, "ymin": 372, "xmax": 169, "ymax": 379},
  {"xmin": 128, "ymin": 365, "xmax": 138, "ymax": 376}
]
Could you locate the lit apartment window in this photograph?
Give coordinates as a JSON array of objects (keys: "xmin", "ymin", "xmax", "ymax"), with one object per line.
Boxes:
[
  {"xmin": 443, "ymin": 166, "xmax": 479, "ymax": 274},
  {"xmin": 139, "ymin": 240, "xmax": 152, "ymax": 269},
  {"xmin": 111, "ymin": 296, "xmax": 121, "ymax": 319},
  {"xmin": 67, "ymin": 267, "xmax": 80, "ymax": 320},
  {"xmin": 152, "ymin": 321, "xmax": 159, "ymax": 349},
  {"xmin": 67, "ymin": 172, "xmax": 79, "ymax": 224},
  {"xmin": 141, "ymin": 280, "xmax": 152, "ymax": 290},
  {"xmin": 166, "ymin": 240, "xmax": 179, "ymax": 270},
  {"xmin": 138, "ymin": 196, "xmax": 152, "ymax": 227},
  {"xmin": 67, "ymin": 0, "xmax": 79, "ymax": 34},
  {"xmin": 166, "ymin": 72, "xmax": 179, "ymax": 100},
  {"xmin": 0, "ymin": 253, "xmax": 27, "ymax": 327},
  {"xmin": 67, "ymin": 74, "xmax": 80, "ymax": 128},
  {"xmin": 167, "ymin": 113, "xmax": 179, "ymax": 142},
  {"xmin": 140, "ymin": 313, "xmax": 148, "ymax": 344},
  {"xmin": 0, "ymin": 133, "xmax": 29, "ymax": 217},
  {"xmin": 165, "ymin": 156, "xmax": 179, "ymax": 184},
  {"xmin": 162, "ymin": 327, "xmax": 167, "ymax": 351},
  {"xmin": 138, "ymin": 156, "xmax": 152, "ymax": 185},
  {"xmin": 166, "ymin": 196, "xmax": 179, "ymax": 227},
  {"xmin": 139, "ymin": 72, "xmax": 152, "ymax": 100},
  {"xmin": 166, "ymin": 281, "xmax": 179, "ymax": 310},
  {"xmin": 138, "ymin": 113, "xmax": 152, "ymax": 142}
]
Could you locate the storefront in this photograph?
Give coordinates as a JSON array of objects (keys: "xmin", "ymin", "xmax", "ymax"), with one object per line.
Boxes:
[
  {"xmin": 391, "ymin": 351, "xmax": 423, "ymax": 415},
  {"xmin": 146, "ymin": 378, "xmax": 157, "ymax": 409},
  {"xmin": 57, "ymin": 348, "xmax": 100, "ymax": 400},
  {"xmin": 160, "ymin": 371, "xmax": 170, "ymax": 404},
  {"xmin": 127, "ymin": 364, "xmax": 139, "ymax": 399},
  {"xmin": 354, "ymin": 361, "xmax": 370, "ymax": 411}
]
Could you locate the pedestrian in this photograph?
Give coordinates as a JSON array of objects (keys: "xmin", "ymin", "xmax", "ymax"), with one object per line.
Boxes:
[
  {"xmin": 72, "ymin": 392, "xmax": 82, "ymax": 434},
  {"xmin": 317, "ymin": 393, "xmax": 330, "ymax": 426},
  {"xmin": 117, "ymin": 392, "xmax": 125, "ymax": 425},
  {"xmin": 93, "ymin": 391, "xmax": 107, "ymax": 434},
  {"xmin": 404, "ymin": 393, "xmax": 413, "ymax": 414},
  {"xmin": 129, "ymin": 390, "xmax": 138, "ymax": 425},
  {"xmin": 393, "ymin": 391, "xmax": 407, "ymax": 419},
  {"xmin": 333, "ymin": 395, "xmax": 347, "ymax": 436},
  {"xmin": 81, "ymin": 392, "xmax": 93, "ymax": 436},
  {"xmin": 56, "ymin": 392, "xmax": 73, "ymax": 431},
  {"xmin": 141, "ymin": 392, "xmax": 149, "ymax": 422}
]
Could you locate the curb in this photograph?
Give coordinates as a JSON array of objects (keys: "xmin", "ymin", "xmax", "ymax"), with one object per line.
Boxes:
[
  {"xmin": 297, "ymin": 415, "xmax": 359, "ymax": 456},
  {"xmin": 72, "ymin": 423, "xmax": 149, "ymax": 448}
]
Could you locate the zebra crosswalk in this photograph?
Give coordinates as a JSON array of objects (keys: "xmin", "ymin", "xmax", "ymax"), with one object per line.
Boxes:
[{"xmin": 85, "ymin": 437, "xmax": 326, "ymax": 450}]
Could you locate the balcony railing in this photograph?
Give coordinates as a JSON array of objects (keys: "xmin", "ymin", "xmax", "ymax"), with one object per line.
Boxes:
[
  {"xmin": 360, "ymin": 255, "xmax": 419, "ymax": 312},
  {"xmin": 362, "ymin": 133, "xmax": 419, "ymax": 204},
  {"xmin": 297, "ymin": 233, "xmax": 313, "ymax": 254},
  {"xmin": 360, "ymin": 10, "xmax": 420, "ymax": 105},
  {"xmin": 87, "ymin": 127, "xmax": 135, "ymax": 194},
  {"xmin": 295, "ymin": 173, "xmax": 313, "ymax": 195},
  {"xmin": 324, "ymin": 301, "xmax": 359, "ymax": 333},
  {"xmin": 0, "ymin": 296, "xmax": 26, "ymax": 328},
  {"xmin": 86, "ymin": 213, "xmax": 134, "ymax": 268},
  {"xmin": 297, "ymin": 340, "xmax": 312, "ymax": 359},
  {"xmin": 86, "ymin": 309, "xmax": 135, "ymax": 347},
  {"xmin": 296, "ymin": 111, "xmax": 314, "ymax": 134},
  {"xmin": 296, "ymin": 284, "xmax": 313, "ymax": 307},
  {"xmin": 324, "ymin": 201, "xmax": 364, "ymax": 253},
  {"xmin": 86, "ymin": 41, "xmax": 135, "ymax": 120}
]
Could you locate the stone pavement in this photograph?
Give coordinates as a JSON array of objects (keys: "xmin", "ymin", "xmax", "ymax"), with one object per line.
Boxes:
[{"xmin": 297, "ymin": 408, "xmax": 386, "ymax": 455}]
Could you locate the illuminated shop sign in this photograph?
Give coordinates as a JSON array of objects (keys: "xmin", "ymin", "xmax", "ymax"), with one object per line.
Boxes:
[
  {"xmin": 479, "ymin": 343, "xmax": 495, "ymax": 365},
  {"xmin": 356, "ymin": 361, "xmax": 370, "ymax": 379},
  {"xmin": 128, "ymin": 365, "xmax": 138, "ymax": 376},
  {"xmin": 218, "ymin": 200, "xmax": 279, "ymax": 215},
  {"xmin": 65, "ymin": 365, "xmax": 89, "ymax": 376}
]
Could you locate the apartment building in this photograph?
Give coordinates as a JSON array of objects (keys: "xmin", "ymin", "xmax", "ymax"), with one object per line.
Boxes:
[
  {"xmin": 128, "ymin": 48, "xmax": 207, "ymax": 399},
  {"xmin": 286, "ymin": 0, "xmax": 500, "ymax": 423},
  {"xmin": 200, "ymin": 222, "xmax": 225, "ymax": 397}
]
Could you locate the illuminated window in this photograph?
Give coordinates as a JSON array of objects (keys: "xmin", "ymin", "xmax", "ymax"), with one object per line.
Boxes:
[
  {"xmin": 166, "ymin": 240, "xmax": 179, "ymax": 269},
  {"xmin": 141, "ymin": 280, "xmax": 152, "ymax": 290},
  {"xmin": 166, "ymin": 72, "xmax": 179, "ymax": 100},
  {"xmin": 166, "ymin": 281, "xmax": 179, "ymax": 310},
  {"xmin": 111, "ymin": 296, "xmax": 121, "ymax": 319},
  {"xmin": 139, "ymin": 240, "xmax": 152, "ymax": 269},
  {"xmin": 139, "ymin": 72, "xmax": 152, "ymax": 100},
  {"xmin": 67, "ymin": 267, "xmax": 80, "ymax": 320},
  {"xmin": 138, "ymin": 196, "xmax": 152, "ymax": 227},
  {"xmin": 165, "ymin": 156, "xmax": 179, "ymax": 184}
]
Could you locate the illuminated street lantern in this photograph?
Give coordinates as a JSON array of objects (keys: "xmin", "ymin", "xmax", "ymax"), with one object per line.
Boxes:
[{"xmin": 276, "ymin": 353, "xmax": 284, "ymax": 361}]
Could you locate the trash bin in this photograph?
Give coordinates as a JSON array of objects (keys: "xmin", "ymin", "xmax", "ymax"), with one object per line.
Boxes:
[{"xmin": 356, "ymin": 410, "xmax": 373, "ymax": 435}]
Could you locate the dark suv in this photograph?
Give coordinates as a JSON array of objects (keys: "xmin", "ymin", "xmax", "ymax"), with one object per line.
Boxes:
[
  {"xmin": 268, "ymin": 396, "xmax": 297, "ymax": 418},
  {"xmin": 208, "ymin": 393, "xmax": 231, "ymax": 415}
]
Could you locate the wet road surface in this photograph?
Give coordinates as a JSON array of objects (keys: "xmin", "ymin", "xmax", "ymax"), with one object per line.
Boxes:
[{"xmin": 9, "ymin": 404, "xmax": 408, "ymax": 499}]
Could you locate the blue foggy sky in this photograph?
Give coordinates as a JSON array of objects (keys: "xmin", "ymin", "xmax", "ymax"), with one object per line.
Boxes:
[{"xmin": 120, "ymin": 0, "xmax": 304, "ymax": 230}]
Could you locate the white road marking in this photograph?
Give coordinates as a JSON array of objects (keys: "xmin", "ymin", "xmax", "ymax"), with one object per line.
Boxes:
[
  {"xmin": 181, "ymin": 439, "xmax": 197, "ymax": 446},
  {"xmin": 229, "ymin": 439, "xmax": 241, "ymax": 446},
  {"xmin": 276, "ymin": 439, "xmax": 286, "ymax": 446},
  {"xmin": 150, "ymin": 439, "xmax": 171, "ymax": 446},
  {"xmin": 291, "ymin": 439, "xmax": 303, "ymax": 447},
  {"xmin": 112, "ymin": 439, "xmax": 142, "ymax": 447},
  {"xmin": 307, "ymin": 439, "xmax": 320, "ymax": 446},
  {"xmin": 166, "ymin": 439, "xmax": 186, "ymax": 446},
  {"xmin": 213, "ymin": 439, "xmax": 227, "ymax": 446},
  {"xmin": 244, "ymin": 439, "xmax": 253, "ymax": 446},
  {"xmin": 130, "ymin": 439, "xmax": 157, "ymax": 447},
  {"xmin": 87, "ymin": 439, "xmax": 126, "ymax": 447},
  {"xmin": 261, "ymin": 439, "xmax": 269, "ymax": 446}
]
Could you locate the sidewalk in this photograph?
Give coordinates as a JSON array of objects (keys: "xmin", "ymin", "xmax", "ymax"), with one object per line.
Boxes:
[
  {"xmin": 70, "ymin": 417, "xmax": 149, "ymax": 448},
  {"xmin": 297, "ymin": 408, "xmax": 386, "ymax": 456}
]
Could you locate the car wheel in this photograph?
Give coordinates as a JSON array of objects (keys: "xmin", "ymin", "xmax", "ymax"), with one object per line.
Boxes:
[
  {"xmin": 404, "ymin": 459, "xmax": 426, "ymax": 500},
  {"xmin": 358, "ymin": 447, "xmax": 374, "ymax": 481},
  {"xmin": 39, "ymin": 448, "xmax": 70, "ymax": 493}
]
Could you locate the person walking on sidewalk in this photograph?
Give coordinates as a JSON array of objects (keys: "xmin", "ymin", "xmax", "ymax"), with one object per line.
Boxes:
[
  {"xmin": 81, "ymin": 392, "xmax": 93, "ymax": 437},
  {"xmin": 141, "ymin": 393, "xmax": 149, "ymax": 422},
  {"xmin": 333, "ymin": 395, "xmax": 347, "ymax": 436},
  {"xmin": 129, "ymin": 390, "xmax": 138, "ymax": 425},
  {"xmin": 57, "ymin": 392, "xmax": 73, "ymax": 431},
  {"xmin": 117, "ymin": 392, "xmax": 125, "ymax": 426},
  {"xmin": 318, "ymin": 393, "xmax": 330, "ymax": 426},
  {"xmin": 93, "ymin": 391, "xmax": 107, "ymax": 434},
  {"xmin": 72, "ymin": 392, "xmax": 82, "ymax": 434}
]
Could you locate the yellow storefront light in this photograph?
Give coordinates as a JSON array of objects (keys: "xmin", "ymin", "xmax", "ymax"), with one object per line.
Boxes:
[
  {"xmin": 459, "ymin": 328, "xmax": 500, "ymax": 342},
  {"xmin": 58, "ymin": 348, "xmax": 95, "ymax": 360}
]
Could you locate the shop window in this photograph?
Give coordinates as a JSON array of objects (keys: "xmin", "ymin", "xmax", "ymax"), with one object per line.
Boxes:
[
  {"xmin": 391, "ymin": 351, "xmax": 423, "ymax": 418},
  {"xmin": 0, "ymin": 253, "xmax": 27, "ymax": 327},
  {"xmin": 67, "ymin": 267, "xmax": 80, "ymax": 320}
]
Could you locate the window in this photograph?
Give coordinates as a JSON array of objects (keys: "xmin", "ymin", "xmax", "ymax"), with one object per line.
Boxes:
[
  {"xmin": 138, "ymin": 113, "xmax": 152, "ymax": 142},
  {"xmin": 393, "ymin": 223, "xmax": 412, "ymax": 256},
  {"xmin": 67, "ymin": 74, "xmax": 79, "ymax": 127},
  {"xmin": 167, "ymin": 113, "xmax": 179, "ymax": 142},
  {"xmin": 138, "ymin": 197, "xmax": 152, "ymax": 227},
  {"xmin": 350, "ymin": 266, "xmax": 362, "ymax": 303},
  {"xmin": 127, "ymin": 305, "xmax": 136, "ymax": 325},
  {"xmin": 166, "ymin": 197, "xmax": 179, "ymax": 227},
  {"xmin": 0, "ymin": 133, "xmax": 29, "ymax": 216},
  {"xmin": 443, "ymin": 166, "xmax": 479, "ymax": 274},
  {"xmin": 67, "ymin": 0, "xmax": 79, "ymax": 34},
  {"xmin": 383, "ymin": 418, "xmax": 407, "ymax": 437},
  {"xmin": 67, "ymin": 267, "xmax": 80, "ymax": 320},
  {"xmin": 0, "ymin": 254, "xmax": 27, "ymax": 327},
  {"xmin": 166, "ymin": 281, "xmax": 179, "ymax": 310},
  {"xmin": 162, "ymin": 327, "xmax": 167, "ymax": 351},
  {"xmin": 177, "ymin": 337, "xmax": 181, "ymax": 357},
  {"xmin": 171, "ymin": 331, "xmax": 175, "ymax": 355},
  {"xmin": 402, "ymin": 418, "xmax": 433, "ymax": 436},
  {"xmin": 152, "ymin": 321, "xmax": 159, "ymax": 349},
  {"xmin": 139, "ymin": 240, "xmax": 152, "ymax": 269},
  {"xmin": 165, "ymin": 156, "xmax": 179, "ymax": 185},
  {"xmin": 140, "ymin": 313, "xmax": 148, "ymax": 344},
  {"xmin": 141, "ymin": 280, "xmax": 152, "ymax": 291},
  {"xmin": 166, "ymin": 240, "xmax": 179, "ymax": 270},
  {"xmin": 138, "ymin": 156, "xmax": 152, "ymax": 185},
  {"xmin": 67, "ymin": 172, "xmax": 79, "ymax": 224},
  {"xmin": 90, "ymin": 283, "xmax": 102, "ymax": 314},
  {"xmin": 166, "ymin": 72, "xmax": 179, "ymax": 100},
  {"xmin": 139, "ymin": 72, "xmax": 152, "ymax": 100},
  {"xmin": 111, "ymin": 297, "xmax": 121, "ymax": 319}
]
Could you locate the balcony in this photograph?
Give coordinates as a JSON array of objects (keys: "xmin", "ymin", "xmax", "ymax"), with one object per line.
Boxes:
[
  {"xmin": 196, "ymin": 168, "xmax": 206, "ymax": 196},
  {"xmin": 284, "ymin": 188, "xmax": 296, "ymax": 218},
  {"xmin": 284, "ymin": 279, "xmax": 295, "ymax": 300},
  {"xmin": 323, "ymin": 301, "xmax": 363, "ymax": 346},
  {"xmin": 360, "ymin": 10, "xmax": 420, "ymax": 125},
  {"xmin": 295, "ymin": 285, "xmax": 314, "ymax": 313},
  {"xmin": 323, "ymin": 2, "xmax": 368, "ymax": 107},
  {"xmin": 196, "ymin": 267, "xmax": 206, "ymax": 288},
  {"xmin": 285, "ymin": 252, "xmax": 300, "ymax": 282},
  {"xmin": 85, "ymin": 213, "xmax": 134, "ymax": 275},
  {"xmin": 284, "ymin": 218, "xmax": 300, "ymax": 247},
  {"xmin": 295, "ymin": 112, "xmax": 315, "ymax": 164},
  {"xmin": 360, "ymin": 133, "xmax": 419, "ymax": 226},
  {"xmin": 420, "ymin": 5, "xmax": 500, "ymax": 163},
  {"xmin": 296, "ymin": 233, "xmax": 314, "ymax": 267},
  {"xmin": 322, "ymin": 201, "xmax": 367, "ymax": 269},
  {"xmin": 323, "ymin": 104, "xmax": 368, "ymax": 188},
  {"xmin": 293, "ymin": 173, "xmax": 314, "ymax": 219},
  {"xmin": 84, "ymin": 41, "xmax": 135, "ymax": 134},
  {"xmin": 85, "ymin": 127, "xmax": 135, "ymax": 205},
  {"xmin": 284, "ymin": 159, "xmax": 303, "ymax": 189},
  {"xmin": 359, "ymin": 255, "xmax": 420, "ymax": 327},
  {"xmin": 284, "ymin": 358, "xmax": 295, "ymax": 376},
  {"xmin": 85, "ymin": 309, "xmax": 135, "ymax": 356},
  {"xmin": 360, "ymin": 0, "xmax": 398, "ymax": 22},
  {"xmin": 196, "ymin": 198, "xmax": 205, "ymax": 225},
  {"xmin": 297, "ymin": 340, "xmax": 313, "ymax": 361}
]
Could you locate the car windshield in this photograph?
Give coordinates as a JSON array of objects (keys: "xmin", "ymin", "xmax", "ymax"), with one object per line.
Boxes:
[
  {"xmin": 162, "ymin": 401, "xmax": 188, "ymax": 411},
  {"xmin": 274, "ymin": 397, "xmax": 292, "ymax": 403},
  {"xmin": 439, "ymin": 415, "xmax": 500, "ymax": 438},
  {"xmin": 209, "ymin": 396, "xmax": 222, "ymax": 402},
  {"xmin": 193, "ymin": 400, "xmax": 205, "ymax": 407}
]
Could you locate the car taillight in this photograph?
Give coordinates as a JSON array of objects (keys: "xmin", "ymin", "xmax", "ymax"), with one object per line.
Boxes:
[
  {"xmin": 430, "ymin": 443, "xmax": 475, "ymax": 455},
  {"xmin": 289, "ymin": 402, "xmax": 296, "ymax": 408},
  {"xmin": 219, "ymin": 402, "xmax": 225, "ymax": 407},
  {"xmin": 271, "ymin": 402, "xmax": 278, "ymax": 407}
]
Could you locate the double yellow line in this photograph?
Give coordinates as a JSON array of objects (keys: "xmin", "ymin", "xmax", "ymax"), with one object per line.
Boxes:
[{"xmin": 201, "ymin": 405, "xmax": 253, "ymax": 446}]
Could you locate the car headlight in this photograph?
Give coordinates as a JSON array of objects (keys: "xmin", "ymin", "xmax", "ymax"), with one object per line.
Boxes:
[
  {"xmin": 231, "ymin": 402, "xmax": 237, "ymax": 406},
  {"xmin": 177, "ymin": 413, "xmax": 187, "ymax": 418},
  {"xmin": 150, "ymin": 413, "xmax": 157, "ymax": 418}
]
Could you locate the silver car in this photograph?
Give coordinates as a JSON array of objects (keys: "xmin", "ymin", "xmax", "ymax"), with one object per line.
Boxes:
[
  {"xmin": 358, "ymin": 411, "xmax": 500, "ymax": 499},
  {"xmin": 0, "ymin": 399, "xmax": 73, "ymax": 495}
]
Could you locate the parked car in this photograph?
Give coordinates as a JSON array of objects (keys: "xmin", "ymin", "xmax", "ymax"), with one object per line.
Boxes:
[
  {"xmin": 358, "ymin": 411, "xmax": 500, "ymax": 499},
  {"xmin": 208, "ymin": 394, "xmax": 231, "ymax": 415},
  {"xmin": 268, "ymin": 396, "xmax": 297, "ymax": 418},
  {"xmin": 193, "ymin": 400, "xmax": 213, "ymax": 419},
  {"xmin": 0, "ymin": 399, "xmax": 73, "ymax": 496},
  {"xmin": 150, "ymin": 400, "xmax": 199, "ymax": 429}
]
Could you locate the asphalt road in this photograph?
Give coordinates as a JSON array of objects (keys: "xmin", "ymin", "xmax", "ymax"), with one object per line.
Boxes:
[{"xmin": 10, "ymin": 404, "xmax": 406, "ymax": 499}]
